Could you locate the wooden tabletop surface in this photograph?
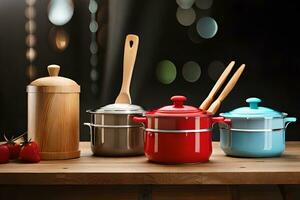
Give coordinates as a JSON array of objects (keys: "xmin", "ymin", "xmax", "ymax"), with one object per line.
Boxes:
[{"xmin": 1, "ymin": 142, "xmax": 300, "ymax": 185}]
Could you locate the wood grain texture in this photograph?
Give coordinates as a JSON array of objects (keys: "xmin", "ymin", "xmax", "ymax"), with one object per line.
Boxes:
[
  {"xmin": 115, "ymin": 34, "xmax": 139, "ymax": 104},
  {"xmin": 27, "ymin": 65, "xmax": 80, "ymax": 160},
  {"xmin": 1, "ymin": 142, "xmax": 300, "ymax": 185},
  {"xmin": 27, "ymin": 92, "xmax": 80, "ymax": 160},
  {"xmin": 29, "ymin": 65, "xmax": 80, "ymax": 88}
]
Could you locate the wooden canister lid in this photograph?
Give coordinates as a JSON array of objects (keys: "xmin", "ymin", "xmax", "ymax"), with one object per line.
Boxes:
[{"xmin": 27, "ymin": 64, "xmax": 80, "ymax": 93}]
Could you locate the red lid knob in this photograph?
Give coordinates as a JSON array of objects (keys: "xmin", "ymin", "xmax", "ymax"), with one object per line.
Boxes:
[{"xmin": 171, "ymin": 95, "xmax": 187, "ymax": 108}]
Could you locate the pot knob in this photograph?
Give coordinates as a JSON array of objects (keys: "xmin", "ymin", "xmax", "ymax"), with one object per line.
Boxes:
[
  {"xmin": 246, "ymin": 97, "xmax": 261, "ymax": 109},
  {"xmin": 171, "ymin": 95, "xmax": 187, "ymax": 108}
]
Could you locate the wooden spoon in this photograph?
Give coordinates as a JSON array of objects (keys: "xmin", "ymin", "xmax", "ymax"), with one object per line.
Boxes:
[
  {"xmin": 207, "ymin": 64, "xmax": 246, "ymax": 114},
  {"xmin": 115, "ymin": 34, "xmax": 139, "ymax": 104},
  {"xmin": 200, "ymin": 61, "xmax": 235, "ymax": 110}
]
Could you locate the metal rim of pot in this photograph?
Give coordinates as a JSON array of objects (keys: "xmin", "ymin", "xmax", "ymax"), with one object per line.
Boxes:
[
  {"xmin": 220, "ymin": 127, "xmax": 286, "ymax": 133},
  {"xmin": 220, "ymin": 112, "xmax": 288, "ymax": 119},
  {"xmin": 144, "ymin": 128, "xmax": 212, "ymax": 133},
  {"xmin": 85, "ymin": 103, "xmax": 144, "ymax": 126},
  {"xmin": 219, "ymin": 116, "xmax": 296, "ymax": 132},
  {"xmin": 87, "ymin": 103, "xmax": 144, "ymax": 115},
  {"xmin": 84, "ymin": 122, "xmax": 142, "ymax": 128},
  {"xmin": 86, "ymin": 109, "xmax": 144, "ymax": 115}
]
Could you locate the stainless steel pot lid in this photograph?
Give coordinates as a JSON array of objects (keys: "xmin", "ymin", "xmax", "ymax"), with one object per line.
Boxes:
[{"xmin": 87, "ymin": 103, "xmax": 144, "ymax": 114}]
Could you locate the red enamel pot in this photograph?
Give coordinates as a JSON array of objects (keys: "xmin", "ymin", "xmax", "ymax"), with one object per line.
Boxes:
[{"xmin": 133, "ymin": 95, "xmax": 231, "ymax": 164}]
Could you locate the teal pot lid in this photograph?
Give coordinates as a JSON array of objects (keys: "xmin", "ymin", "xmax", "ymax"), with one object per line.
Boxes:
[{"xmin": 220, "ymin": 97, "xmax": 284, "ymax": 118}]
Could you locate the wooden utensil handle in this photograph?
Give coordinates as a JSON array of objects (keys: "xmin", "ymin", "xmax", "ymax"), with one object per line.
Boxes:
[
  {"xmin": 208, "ymin": 64, "xmax": 246, "ymax": 114},
  {"xmin": 120, "ymin": 34, "xmax": 139, "ymax": 94},
  {"xmin": 200, "ymin": 61, "xmax": 235, "ymax": 110},
  {"xmin": 218, "ymin": 64, "xmax": 245, "ymax": 102},
  {"xmin": 207, "ymin": 99, "xmax": 221, "ymax": 115}
]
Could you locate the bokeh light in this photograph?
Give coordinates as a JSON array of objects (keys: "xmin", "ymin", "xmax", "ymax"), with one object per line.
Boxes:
[
  {"xmin": 90, "ymin": 68, "xmax": 99, "ymax": 81},
  {"xmin": 54, "ymin": 29, "xmax": 69, "ymax": 51},
  {"xmin": 26, "ymin": 48, "xmax": 37, "ymax": 61},
  {"xmin": 156, "ymin": 60, "xmax": 177, "ymax": 84},
  {"xmin": 26, "ymin": 0, "xmax": 36, "ymax": 6},
  {"xmin": 89, "ymin": 21, "xmax": 98, "ymax": 33},
  {"xmin": 89, "ymin": 0, "xmax": 98, "ymax": 13},
  {"xmin": 90, "ymin": 54, "xmax": 98, "ymax": 67},
  {"xmin": 90, "ymin": 42, "xmax": 98, "ymax": 54},
  {"xmin": 182, "ymin": 61, "xmax": 201, "ymax": 82},
  {"xmin": 25, "ymin": 6, "xmax": 36, "ymax": 19},
  {"xmin": 176, "ymin": 0, "xmax": 195, "ymax": 9},
  {"xmin": 49, "ymin": 27, "xmax": 69, "ymax": 52},
  {"xmin": 196, "ymin": 17, "xmax": 218, "ymax": 39},
  {"xmin": 26, "ymin": 64, "xmax": 37, "ymax": 80},
  {"xmin": 48, "ymin": 0, "xmax": 74, "ymax": 26},
  {"xmin": 25, "ymin": 20, "xmax": 36, "ymax": 33},
  {"xmin": 195, "ymin": 0, "xmax": 213, "ymax": 9},
  {"xmin": 176, "ymin": 7, "xmax": 196, "ymax": 26},
  {"xmin": 26, "ymin": 34, "xmax": 36, "ymax": 47}
]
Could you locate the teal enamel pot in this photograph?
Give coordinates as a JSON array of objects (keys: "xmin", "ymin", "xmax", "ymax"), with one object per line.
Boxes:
[{"xmin": 219, "ymin": 98, "xmax": 297, "ymax": 157}]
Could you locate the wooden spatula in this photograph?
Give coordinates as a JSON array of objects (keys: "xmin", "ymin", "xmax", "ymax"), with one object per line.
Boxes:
[
  {"xmin": 200, "ymin": 61, "xmax": 235, "ymax": 110},
  {"xmin": 115, "ymin": 34, "xmax": 139, "ymax": 104},
  {"xmin": 207, "ymin": 64, "xmax": 246, "ymax": 114}
]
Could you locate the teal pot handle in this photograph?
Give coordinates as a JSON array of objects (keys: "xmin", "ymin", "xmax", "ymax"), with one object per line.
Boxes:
[{"xmin": 284, "ymin": 117, "xmax": 297, "ymax": 128}]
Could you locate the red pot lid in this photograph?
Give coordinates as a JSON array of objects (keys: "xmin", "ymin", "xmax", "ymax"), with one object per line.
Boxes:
[{"xmin": 146, "ymin": 95, "xmax": 209, "ymax": 117}]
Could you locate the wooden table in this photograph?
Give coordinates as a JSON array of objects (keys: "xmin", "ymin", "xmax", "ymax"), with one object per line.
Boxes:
[{"xmin": 1, "ymin": 142, "xmax": 300, "ymax": 200}]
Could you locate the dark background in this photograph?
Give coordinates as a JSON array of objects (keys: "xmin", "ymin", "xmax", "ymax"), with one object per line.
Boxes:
[{"xmin": 0, "ymin": 0, "xmax": 299, "ymax": 141}]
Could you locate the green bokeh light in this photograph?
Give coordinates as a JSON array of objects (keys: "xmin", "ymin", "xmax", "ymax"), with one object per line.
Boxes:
[{"xmin": 156, "ymin": 60, "xmax": 177, "ymax": 84}]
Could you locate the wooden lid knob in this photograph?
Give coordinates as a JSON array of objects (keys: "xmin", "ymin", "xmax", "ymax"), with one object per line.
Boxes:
[{"xmin": 48, "ymin": 64, "xmax": 60, "ymax": 76}]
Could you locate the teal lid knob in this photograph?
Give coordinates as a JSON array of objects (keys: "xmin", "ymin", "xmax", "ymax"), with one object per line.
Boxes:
[{"xmin": 246, "ymin": 97, "xmax": 261, "ymax": 109}]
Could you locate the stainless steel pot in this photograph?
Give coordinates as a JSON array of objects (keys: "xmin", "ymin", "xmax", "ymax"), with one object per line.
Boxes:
[
  {"xmin": 84, "ymin": 34, "xmax": 144, "ymax": 156},
  {"xmin": 84, "ymin": 103, "xmax": 144, "ymax": 156}
]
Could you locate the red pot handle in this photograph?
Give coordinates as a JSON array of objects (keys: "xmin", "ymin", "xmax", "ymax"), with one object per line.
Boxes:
[
  {"xmin": 133, "ymin": 116, "xmax": 148, "ymax": 126},
  {"xmin": 212, "ymin": 117, "xmax": 231, "ymax": 127}
]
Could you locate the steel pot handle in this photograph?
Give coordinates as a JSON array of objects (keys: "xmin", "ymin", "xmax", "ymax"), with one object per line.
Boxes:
[
  {"xmin": 84, "ymin": 122, "xmax": 92, "ymax": 127},
  {"xmin": 83, "ymin": 123, "xmax": 92, "ymax": 134},
  {"xmin": 212, "ymin": 117, "xmax": 231, "ymax": 128},
  {"xmin": 284, "ymin": 117, "xmax": 297, "ymax": 129},
  {"xmin": 133, "ymin": 116, "xmax": 147, "ymax": 127}
]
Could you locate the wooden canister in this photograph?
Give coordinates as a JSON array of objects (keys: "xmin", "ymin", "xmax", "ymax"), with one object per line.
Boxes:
[{"xmin": 27, "ymin": 65, "xmax": 80, "ymax": 160}]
